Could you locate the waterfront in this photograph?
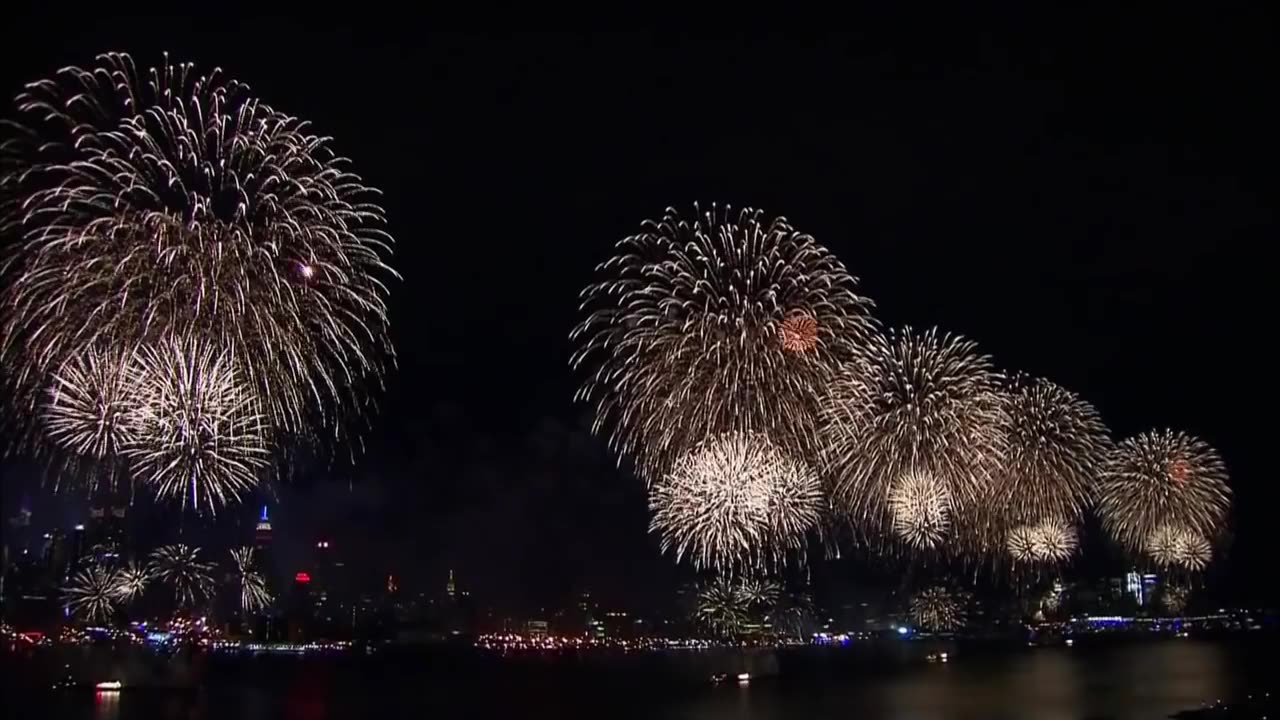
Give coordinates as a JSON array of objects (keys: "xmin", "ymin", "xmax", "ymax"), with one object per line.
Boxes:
[{"xmin": 10, "ymin": 636, "xmax": 1273, "ymax": 719}]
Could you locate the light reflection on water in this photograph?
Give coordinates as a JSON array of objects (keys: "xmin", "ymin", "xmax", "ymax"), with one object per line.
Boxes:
[
  {"xmin": 80, "ymin": 640, "xmax": 1246, "ymax": 720},
  {"xmin": 661, "ymin": 641, "xmax": 1232, "ymax": 720}
]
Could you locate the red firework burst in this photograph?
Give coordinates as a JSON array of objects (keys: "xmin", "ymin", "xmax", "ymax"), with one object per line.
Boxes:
[{"xmin": 779, "ymin": 311, "xmax": 819, "ymax": 353}]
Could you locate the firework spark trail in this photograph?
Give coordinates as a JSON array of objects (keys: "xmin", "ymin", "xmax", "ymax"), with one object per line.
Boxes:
[
  {"xmin": 1, "ymin": 52, "xmax": 397, "ymax": 455},
  {"xmin": 909, "ymin": 586, "xmax": 968, "ymax": 632},
  {"xmin": 148, "ymin": 543, "xmax": 216, "ymax": 609},
  {"xmin": 1096, "ymin": 430, "xmax": 1230, "ymax": 559},
  {"xmin": 63, "ymin": 565, "xmax": 121, "ymax": 622},
  {"xmin": 992, "ymin": 377, "xmax": 1111, "ymax": 527},
  {"xmin": 230, "ymin": 546, "xmax": 272, "ymax": 614},
  {"xmin": 122, "ymin": 337, "xmax": 269, "ymax": 514},
  {"xmin": 648, "ymin": 432, "xmax": 822, "ymax": 573},
  {"xmin": 572, "ymin": 204, "xmax": 875, "ymax": 482},
  {"xmin": 821, "ymin": 328, "xmax": 1007, "ymax": 555}
]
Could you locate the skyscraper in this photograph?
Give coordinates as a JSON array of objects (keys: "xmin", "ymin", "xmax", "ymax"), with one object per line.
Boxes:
[
  {"xmin": 87, "ymin": 486, "xmax": 128, "ymax": 559},
  {"xmin": 254, "ymin": 505, "xmax": 273, "ymax": 547}
]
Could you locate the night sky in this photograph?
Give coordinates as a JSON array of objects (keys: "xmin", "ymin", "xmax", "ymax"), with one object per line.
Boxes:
[{"xmin": 1, "ymin": 19, "xmax": 1274, "ymax": 611}]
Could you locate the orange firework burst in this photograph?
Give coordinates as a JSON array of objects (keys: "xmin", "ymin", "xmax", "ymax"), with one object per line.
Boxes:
[{"xmin": 779, "ymin": 310, "xmax": 819, "ymax": 353}]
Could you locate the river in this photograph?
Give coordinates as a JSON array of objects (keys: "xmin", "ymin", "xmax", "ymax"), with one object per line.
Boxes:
[{"xmin": 12, "ymin": 636, "xmax": 1274, "ymax": 719}]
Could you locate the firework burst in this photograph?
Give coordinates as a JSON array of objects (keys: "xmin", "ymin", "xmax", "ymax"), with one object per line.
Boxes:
[
  {"xmin": 908, "ymin": 586, "xmax": 968, "ymax": 632},
  {"xmin": 1, "ymin": 52, "xmax": 396, "ymax": 450},
  {"xmin": 1160, "ymin": 585, "xmax": 1191, "ymax": 614},
  {"xmin": 148, "ymin": 544, "xmax": 216, "ymax": 609},
  {"xmin": 992, "ymin": 377, "xmax": 1110, "ymax": 526},
  {"xmin": 1144, "ymin": 524, "xmax": 1213, "ymax": 572},
  {"xmin": 886, "ymin": 470, "xmax": 953, "ymax": 550},
  {"xmin": 694, "ymin": 575, "xmax": 780, "ymax": 638},
  {"xmin": 42, "ymin": 347, "xmax": 137, "ymax": 462},
  {"xmin": 1008, "ymin": 518, "xmax": 1079, "ymax": 565},
  {"xmin": 1028, "ymin": 518, "xmax": 1079, "ymax": 563},
  {"xmin": 109, "ymin": 561, "xmax": 151, "ymax": 604},
  {"xmin": 821, "ymin": 328, "xmax": 1007, "ymax": 552},
  {"xmin": 648, "ymin": 432, "xmax": 822, "ymax": 572},
  {"xmin": 63, "ymin": 565, "xmax": 121, "ymax": 622},
  {"xmin": 1096, "ymin": 430, "xmax": 1230, "ymax": 555},
  {"xmin": 572, "ymin": 205, "xmax": 874, "ymax": 481},
  {"xmin": 230, "ymin": 547, "xmax": 272, "ymax": 615},
  {"xmin": 121, "ymin": 337, "xmax": 269, "ymax": 514},
  {"xmin": 1006, "ymin": 524, "xmax": 1039, "ymax": 563}
]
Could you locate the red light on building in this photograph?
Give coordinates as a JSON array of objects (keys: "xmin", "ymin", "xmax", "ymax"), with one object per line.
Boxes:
[{"xmin": 295, "ymin": 572, "xmax": 311, "ymax": 583}]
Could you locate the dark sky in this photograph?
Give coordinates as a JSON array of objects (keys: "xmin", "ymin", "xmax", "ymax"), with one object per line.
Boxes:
[{"xmin": 1, "ymin": 19, "xmax": 1274, "ymax": 609}]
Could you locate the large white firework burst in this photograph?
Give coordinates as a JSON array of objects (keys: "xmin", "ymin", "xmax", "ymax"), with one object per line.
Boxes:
[
  {"xmin": 821, "ymin": 328, "xmax": 1007, "ymax": 553},
  {"xmin": 886, "ymin": 470, "xmax": 953, "ymax": 550},
  {"xmin": 649, "ymin": 432, "xmax": 822, "ymax": 572},
  {"xmin": 63, "ymin": 565, "xmax": 121, "ymax": 622},
  {"xmin": 122, "ymin": 337, "xmax": 270, "ymax": 514},
  {"xmin": 1, "ymin": 52, "xmax": 396, "ymax": 450},
  {"xmin": 992, "ymin": 377, "xmax": 1111, "ymax": 526},
  {"xmin": 1144, "ymin": 524, "xmax": 1213, "ymax": 572},
  {"xmin": 1096, "ymin": 430, "xmax": 1230, "ymax": 555},
  {"xmin": 572, "ymin": 205, "xmax": 875, "ymax": 481},
  {"xmin": 148, "ymin": 544, "xmax": 216, "ymax": 609}
]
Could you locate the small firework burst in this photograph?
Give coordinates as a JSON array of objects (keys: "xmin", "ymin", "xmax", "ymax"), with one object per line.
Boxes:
[
  {"xmin": 821, "ymin": 328, "xmax": 1006, "ymax": 553},
  {"xmin": 109, "ymin": 561, "xmax": 151, "ymax": 604},
  {"xmin": 694, "ymin": 575, "xmax": 780, "ymax": 638},
  {"xmin": 63, "ymin": 565, "xmax": 120, "ymax": 622},
  {"xmin": 908, "ymin": 586, "xmax": 968, "ymax": 632},
  {"xmin": 1008, "ymin": 518, "xmax": 1079, "ymax": 565},
  {"xmin": 1160, "ymin": 585, "xmax": 1191, "ymax": 614},
  {"xmin": 122, "ymin": 337, "xmax": 270, "ymax": 514},
  {"xmin": 1144, "ymin": 524, "xmax": 1213, "ymax": 572},
  {"xmin": 695, "ymin": 577, "xmax": 752, "ymax": 638},
  {"xmin": 1029, "ymin": 518, "xmax": 1079, "ymax": 563},
  {"xmin": 148, "ymin": 544, "xmax": 216, "ymax": 609},
  {"xmin": 886, "ymin": 470, "xmax": 952, "ymax": 550},
  {"xmin": 1006, "ymin": 524, "xmax": 1039, "ymax": 563},
  {"xmin": 1097, "ymin": 430, "xmax": 1230, "ymax": 554},
  {"xmin": 1040, "ymin": 581, "xmax": 1065, "ymax": 615},
  {"xmin": 649, "ymin": 432, "xmax": 821, "ymax": 572},
  {"xmin": 779, "ymin": 310, "xmax": 819, "ymax": 353},
  {"xmin": 572, "ymin": 205, "xmax": 875, "ymax": 481}
]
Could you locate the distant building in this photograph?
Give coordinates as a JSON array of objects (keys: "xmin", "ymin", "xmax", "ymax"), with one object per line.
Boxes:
[
  {"xmin": 86, "ymin": 487, "xmax": 129, "ymax": 559},
  {"xmin": 254, "ymin": 505, "xmax": 273, "ymax": 547},
  {"xmin": 525, "ymin": 620, "xmax": 549, "ymax": 638},
  {"xmin": 67, "ymin": 525, "xmax": 87, "ymax": 576}
]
